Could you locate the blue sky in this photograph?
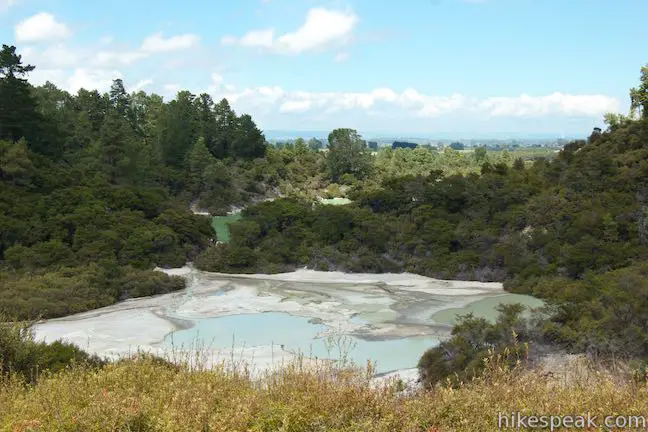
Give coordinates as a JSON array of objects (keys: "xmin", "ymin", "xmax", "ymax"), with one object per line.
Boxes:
[{"xmin": 1, "ymin": 0, "xmax": 647, "ymax": 137}]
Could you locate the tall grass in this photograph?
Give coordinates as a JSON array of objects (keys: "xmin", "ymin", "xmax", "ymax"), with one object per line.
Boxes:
[{"xmin": 3, "ymin": 349, "xmax": 648, "ymax": 431}]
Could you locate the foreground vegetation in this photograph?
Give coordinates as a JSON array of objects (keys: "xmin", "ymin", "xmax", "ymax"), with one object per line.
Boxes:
[{"xmin": 2, "ymin": 353, "xmax": 648, "ymax": 431}]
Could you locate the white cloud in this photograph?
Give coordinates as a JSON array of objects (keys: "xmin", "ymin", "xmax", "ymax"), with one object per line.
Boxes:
[
  {"xmin": 67, "ymin": 68, "xmax": 122, "ymax": 93},
  {"xmin": 222, "ymin": 7, "xmax": 358, "ymax": 54},
  {"xmin": 17, "ymin": 29, "xmax": 205, "ymax": 96},
  {"xmin": 211, "ymin": 72, "xmax": 224, "ymax": 86},
  {"xmin": 131, "ymin": 79, "xmax": 153, "ymax": 92},
  {"xmin": 334, "ymin": 52, "xmax": 350, "ymax": 62},
  {"xmin": 35, "ymin": 44, "xmax": 80, "ymax": 68},
  {"xmin": 209, "ymin": 73, "xmax": 619, "ymax": 121},
  {"xmin": 0, "ymin": 0, "xmax": 17, "ymax": 12},
  {"xmin": 141, "ymin": 32, "xmax": 200, "ymax": 53},
  {"xmin": 27, "ymin": 68, "xmax": 67, "ymax": 87},
  {"xmin": 280, "ymin": 99, "xmax": 312, "ymax": 113},
  {"xmin": 19, "ymin": 44, "xmax": 147, "ymax": 70},
  {"xmin": 28, "ymin": 67, "xmax": 121, "ymax": 93},
  {"xmin": 240, "ymin": 29, "xmax": 275, "ymax": 48},
  {"xmin": 478, "ymin": 93, "xmax": 620, "ymax": 117},
  {"xmin": 15, "ymin": 12, "xmax": 71, "ymax": 43},
  {"xmin": 91, "ymin": 50, "xmax": 148, "ymax": 67},
  {"xmin": 21, "ymin": 29, "xmax": 199, "ymax": 72},
  {"xmin": 162, "ymin": 83, "xmax": 181, "ymax": 98}
]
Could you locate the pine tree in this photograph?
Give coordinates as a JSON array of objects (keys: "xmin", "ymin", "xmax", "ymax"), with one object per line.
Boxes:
[
  {"xmin": 0, "ymin": 45, "xmax": 42, "ymax": 148},
  {"xmin": 232, "ymin": 114, "xmax": 267, "ymax": 159},
  {"xmin": 186, "ymin": 136, "xmax": 216, "ymax": 194}
]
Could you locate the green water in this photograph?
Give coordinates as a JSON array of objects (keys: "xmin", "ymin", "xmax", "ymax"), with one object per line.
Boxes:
[
  {"xmin": 430, "ymin": 293, "xmax": 544, "ymax": 326},
  {"xmin": 211, "ymin": 214, "xmax": 242, "ymax": 243}
]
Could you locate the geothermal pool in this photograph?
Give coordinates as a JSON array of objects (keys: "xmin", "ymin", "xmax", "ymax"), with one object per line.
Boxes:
[
  {"xmin": 211, "ymin": 214, "xmax": 242, "ymax": 243},
  {"xmin": 33, "ymin": 266, "xmax": 543, "ymax": 376}
]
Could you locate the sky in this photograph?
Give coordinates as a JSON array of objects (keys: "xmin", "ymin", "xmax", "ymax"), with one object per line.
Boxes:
[{"xmin": 1, "ymin": 0, "xmax": 647, "ymax": 137}]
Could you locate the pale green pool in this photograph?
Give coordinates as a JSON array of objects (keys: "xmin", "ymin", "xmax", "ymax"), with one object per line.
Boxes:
[
  {"xmin": 211, "ymin": 214, "xmax": 242, "ymax": 243},
  {"xmin": 320, "ymin": 197, "xmax": 352, "ymax": 205},
  {"xmin": 430, "ymin": 293, "xmax": 544, "ymax": 326}
]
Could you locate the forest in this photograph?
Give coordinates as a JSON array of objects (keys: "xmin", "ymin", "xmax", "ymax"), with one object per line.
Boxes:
[{"xmin": 2, "ymin": 41, "xmax": 648, "ymax": 387}]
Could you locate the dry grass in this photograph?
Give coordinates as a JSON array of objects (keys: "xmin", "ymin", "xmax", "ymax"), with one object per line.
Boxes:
[{"xmin": 2, "ymin": 353, "xmax": 648, "ymax": 431}]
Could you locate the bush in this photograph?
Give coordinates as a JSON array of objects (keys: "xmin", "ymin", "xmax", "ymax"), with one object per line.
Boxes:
[
  {"xmin": 118, "ymin": 268, "xmax": 186, "ymax": 300},
  {"xmin": 0, "ymin": 316, "xmax": 105, "ymax": 383},
  {"xmin": 418, "ymin": 304, "xmax": 532, "ymax": 388}
]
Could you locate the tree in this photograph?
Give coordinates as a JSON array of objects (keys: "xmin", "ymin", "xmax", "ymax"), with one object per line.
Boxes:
[
  {"xmin": 294, "ymin": 138, "xmax": 308, "ymax": 155},
  {"xmin": 231, "ymin": 114, "xmax": 266, "ymax": 159},
  {"xmin": 449, "ymin": 142, "xmax": 465, "ymax": 150},
  {"xmin": 513, "ymin": 157, "xmax": 525, "ymax": 171},
  {"xmin": 326, "ymin": 128, "xmax": 371, "ymax": 181},
  {"xmin": 195, "ymin": 93, "xmax": 219, "ymax": 157},
  {"xmin": 392, "ymin": 141, "xmax": 417, "ymax": 149},
  {"xmin": 0, "ymin": 45, "xmax": 35, "ymax": 78},
  {"xmin": 159, "ymin": 91, "xmax": 198, "ymax": 167},
  {"xmin": 109, "ymin": 79, "xmax": 132, "ymax": 121},
  {"xmin": 212, "ymin": 98, "xmax": 237, "ymax": 158},
  {"xmin": 308, "ymin": 138, "xmax": 323, "ymax": 151},
  {"xmin": 474, "ymin": 146, "xmax": 487, "ymax": 164},
  {"xmin": 0, "ymin": 45, "xmax": 42, "ymax": 147},
  {"xmin": 630, "ymin": 65, "xmax": 648, "ymax": 119},
  {"xmin": 75, "ymin": 89, "xmax": 109, "ymax": 135},
  {"xmin": 186, "ymin": 136, "xmax": 216, "ymax": 194},
  {"xmin": 0, "ymin": 138, "xmax": 33, "ymax": 185},
  {"xmin": 99, "ymin": 112, "xmax": 136, "ymax": 183}
]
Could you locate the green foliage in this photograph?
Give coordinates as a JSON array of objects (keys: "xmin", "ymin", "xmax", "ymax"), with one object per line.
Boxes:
[
  {"xmin": 0, "ymin": 138, "xmax": 33, "ymax": 184},
  {"xmin": 0, "ymin": 46, "xmax": 219, "ymax": 320},
  {"xmin": 326, "ymin": 128, "xmax": 372, "ymax": 181},
  {"xmin": 0, "ymin": 264, "xmax": 186, "ymax": 320},
  {"xmin": 0, "ymin": 45, "xmax": 42, "ymax": 150},
  {"xmin": 0, "ymin": 315, "xmax": 105, "ymax": 383},
  {"xmin": 418, "ymin": 304, "xmax": 531, "ymax": 387},
  {"xmin": 536, "ymin": 263, "xmax": 648, "ymax": 359},
  {"xmin": 630, "ymin": 65, "xmax": 648, "ymax": 119}
]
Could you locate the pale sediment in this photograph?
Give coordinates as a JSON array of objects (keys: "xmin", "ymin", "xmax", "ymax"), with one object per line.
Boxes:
[{"xmin": 32, "ymin": 264, "xmax": 540, "ymax": 379}]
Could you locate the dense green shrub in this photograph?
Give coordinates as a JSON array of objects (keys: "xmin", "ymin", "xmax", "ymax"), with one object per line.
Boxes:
[
  {"xmin": 0, "ymin": 316, "xmax": 105, "ymax": 383},
  {"xmin": 418, "ymin": 304, "xmax": 532, "ymax": 387}
]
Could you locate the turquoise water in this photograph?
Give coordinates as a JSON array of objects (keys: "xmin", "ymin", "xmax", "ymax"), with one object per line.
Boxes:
[
  {"xmin": 165, "ymin": 312, "xmax": 326, "ymax": 349},
  {"xmin": 309, "ymin": 334, "xmax": 439, "ymax": 373},
  {"xmin": 164, "ymin": 312, "xmax": 439, "ymax": 373}
]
